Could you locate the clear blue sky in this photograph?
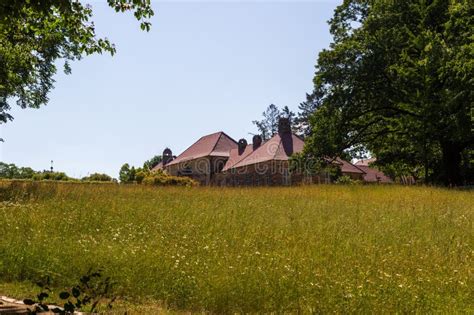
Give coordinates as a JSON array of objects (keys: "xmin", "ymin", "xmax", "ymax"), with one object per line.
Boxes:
[{"xmin": 0, "ymin": 1, "xmax": 339, "ymax": 178}]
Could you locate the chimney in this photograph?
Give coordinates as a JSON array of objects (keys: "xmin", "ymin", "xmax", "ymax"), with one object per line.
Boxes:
[
  {"xmin": 238, "ymin": 138, "xmax": 247, "ymax": 155},
  {"xmin": 252, "ymin": 135, "xmax": 262, "ymax": 150},
  {"xmin": 278, "ymin": 117, "xmax": 291, "ymax": 135}
]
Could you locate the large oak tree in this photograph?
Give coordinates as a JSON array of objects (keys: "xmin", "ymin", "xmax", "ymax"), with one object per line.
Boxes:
[{"xmin": 305, "ymin": 0, "xmax": 473, "ymax": 185}]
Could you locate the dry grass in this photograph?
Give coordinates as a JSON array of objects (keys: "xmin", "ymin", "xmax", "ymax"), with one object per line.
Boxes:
[{"xmin": 0, "ymin": 181, "xmax": 473, "ymax": 313}]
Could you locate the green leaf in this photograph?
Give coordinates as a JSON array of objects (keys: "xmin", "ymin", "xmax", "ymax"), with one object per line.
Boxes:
[
  {"xmin": 59, "ymin": 291, "xmax": 70, "ymax": 299},
  {"xmin": 37, "ymin": 292, "xmax": 49, "ymax": 301},
  {"xmin": 23, "ymin": 299, "xmax": 35, "ymax": 305},
  {"xmin": 72, "ymin": 287, "xmax": 80, "ymax": 298}
]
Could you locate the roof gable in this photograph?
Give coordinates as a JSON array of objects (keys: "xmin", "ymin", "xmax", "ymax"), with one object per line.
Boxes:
[
  {"xmin": 167, "ymin": 132, "xmax": 237, "ymax": 166},
  {"xmin": 211, "ymin": 132, "xmax": 239, "ymax": 156}
]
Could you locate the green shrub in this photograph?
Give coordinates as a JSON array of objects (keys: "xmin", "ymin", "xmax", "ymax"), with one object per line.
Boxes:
[
  {"xmin": 32, "ymin": 172, "xmax": 70, "ymax": 181},
  {"xmin": 335, "ymin": 175, "xmax": 362, "ymax": 185},
  {"xmin": 81, "ymin": 173, "xmax": 113, "ymax": 182},
  {"xmin": 135, "ymin": 170, "xmax": 149, "ymax": 184},
  {"xmin": 142, "ymin": 170, "xmax": 198, "ymax": 187}
]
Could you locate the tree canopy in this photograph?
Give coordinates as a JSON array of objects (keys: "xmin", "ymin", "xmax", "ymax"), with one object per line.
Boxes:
[
  {"xmin": 0, "ymin": 0, "xmax": 153, "ymax": 126},
  {"xmin": 143, "ymin": 155, "xmax": 162, "ymax": 171},
  {"xmin": 0, "ymin": 161, "xmax": 72, "ymax": 181},
  {"xmin": 304, "ymin": 0, "xmax": 473, "ymax": 185},
  {"xmin": 252, "ymin": 104, "xmax": 297, "ymax": 140},
  {"xmin": 0, "ymin": 162, "xmax": 36, "ymax": 179}
]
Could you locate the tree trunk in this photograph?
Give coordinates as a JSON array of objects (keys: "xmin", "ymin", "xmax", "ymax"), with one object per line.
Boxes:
[{"xmin": 440, "ymin": 141, "xmax": 463, "ymax": 186}]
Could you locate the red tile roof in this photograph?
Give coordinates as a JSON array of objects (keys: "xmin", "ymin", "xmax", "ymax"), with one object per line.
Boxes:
[
  {"xmin": 356, "ymin": 165, "xmax": 393, "ymax": 183},
  {"xmin": 158, "ymin": 129, "xmax": 368, "ymax": 178},
  {"xmin": 222, "ymin": 132, "xmax": 364, "ymax": 175},
  {"xmin": 222, "ymin": 144, "xmax": 255, "ymax": 172},
  {"xmin": 230, "ymin": 133, "xmax": 305, "ymax": 169},
  {"xmin": 336, "ymin": 158, "xmax": 365, "ymax": 174},
  {"xmin": 166, "ymin": 132, "xmax": 238, "ymax": 166}
]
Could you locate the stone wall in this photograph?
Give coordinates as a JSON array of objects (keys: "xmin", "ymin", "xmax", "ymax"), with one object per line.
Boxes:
[
  {"xmin": 166, "ymin": 158, "xmax": 362, "ymax": 186},
  {"xmin": 214, "ymin": 160, "xmax": 329, "ymax": 186}
]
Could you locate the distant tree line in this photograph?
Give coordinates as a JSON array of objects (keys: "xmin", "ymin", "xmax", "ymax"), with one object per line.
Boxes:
[
  {"xmin": 0, "ymin": 162, "xmax": 114, "ymax": 182},
  {"xmin": 1, "ymin": 155, "xmax": 195, "ymax": 186}
]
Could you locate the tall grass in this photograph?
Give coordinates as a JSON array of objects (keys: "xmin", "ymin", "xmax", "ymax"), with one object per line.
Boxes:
[{"xmin": 0, "ymin": 181, "xmax": 472, "ymax": 313}]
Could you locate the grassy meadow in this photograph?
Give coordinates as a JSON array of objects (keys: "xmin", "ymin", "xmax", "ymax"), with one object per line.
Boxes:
[{"xmin": 0, "ymin": 181, "xmax": 472, "ymax": 313}]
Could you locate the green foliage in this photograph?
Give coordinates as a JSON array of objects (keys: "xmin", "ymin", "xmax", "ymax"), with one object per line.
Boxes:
[
  {"xmin": 0, "ymin": 0, "xmax": 154, "ymax": 126},
  {"xmin": 252, "ymin": 104, "xmax": 296, "ymax": 140},
  {"xmin": 24, "ymin": 269, "xmax": 115, "ymax": 314},
  {"xmin": 119, "ymin": 163, "xmax": 132, "ymax": 183},
  {"xmin": 252, "ymin": 104, "xmax": 280, "ymax": 140},
  {"xmin": 0, "ymin": 162, "xmax": 117, "ymax": 183},
  {"xmin": 0, "ymin": 181, "xmax": 472, "ymax": 313},
  {"xmin": 142, "ymin": 170, "xmax": 198, "ymax": 187},
  {"xmin": 305, "ymin": 0, "xmax": 474, "ymax": 186},
  {"xmin": 32, "ymin": 172, "xmax": 70, "ymax": 181},
  {"xmin": 334, "ymin": 175, "xmax": 361, "ymax": 185},
  {"xmin": 134, "ymin": 170, "xmax": 148, "ymax": 184},
  {"xmin": 143, "ymin": 155, "xmax": 163, "ymax": 171},
  {"xmin": 0, "ymin": 162, "xmax": 73, "ymax": 181},
  {"xmin": 294, "ymin": 92, "xmax": 323, "ymax": 138},
  {"xmin": 0, "ymin": 162, "xmax": 35, "ymax": 179},
  {"xmin": 376, "ymin": 160, "xmax": 425, "ymax": 184},
  {"xmin": 81, "ymin": 173, "xmax": 113, "ymax": 182},
  {"xmin": 119, "ymin": 162, "xmax": 195, "ymax": 186}
]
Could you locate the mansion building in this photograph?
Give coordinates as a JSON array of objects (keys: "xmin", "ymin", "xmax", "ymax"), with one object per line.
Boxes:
[{"xmin": 152, "ymin": 118, "xmax": 391, "ymax": 186}]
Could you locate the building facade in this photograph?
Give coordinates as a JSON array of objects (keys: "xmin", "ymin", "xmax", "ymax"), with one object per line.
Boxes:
[{"xmin": 153, "ymin": 118, "xmax": 389, "ymax": 186}]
